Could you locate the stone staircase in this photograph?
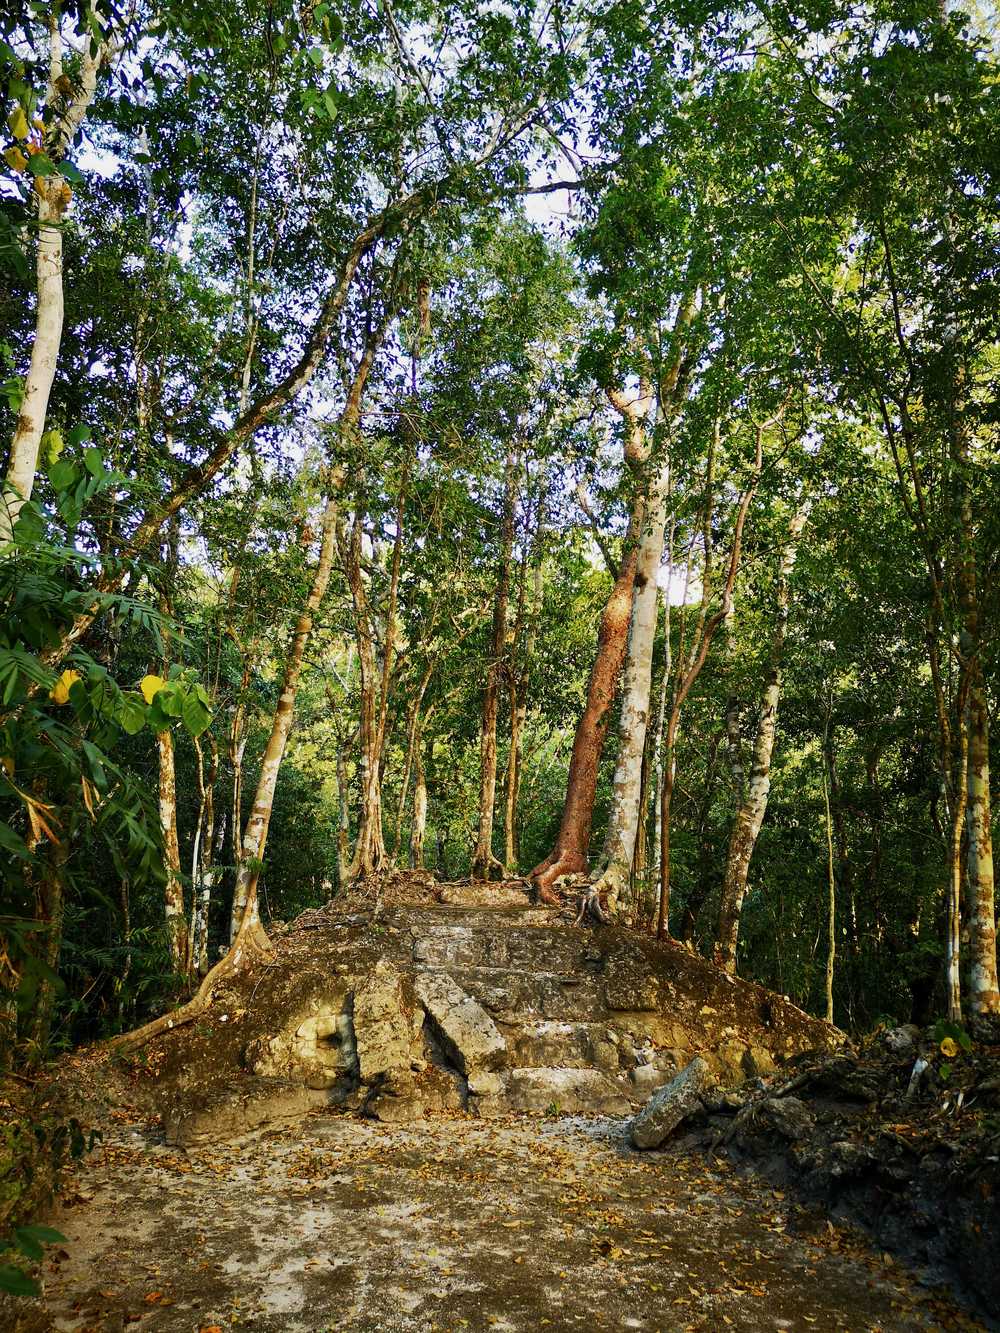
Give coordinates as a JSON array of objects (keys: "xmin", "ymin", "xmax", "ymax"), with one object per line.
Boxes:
[{"xmin": 153, "ymin": 893, "xmax": 842, "ymax": 1145}]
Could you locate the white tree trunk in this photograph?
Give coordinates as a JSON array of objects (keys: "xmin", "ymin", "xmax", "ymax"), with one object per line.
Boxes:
[
  {"xmin": 157, "ymin": 729, "xmax": 188, "ymax": 974},
  {"xmin": 410, "ymin": 741, "xmax": 428, "ymax": 869},
  {"xmin": 2, "ymin": 15, "xmax": 110, "ymax": 542},
  {"xmin": 594, "ymin": 453, "xmax": 670, "ymax": 910}
]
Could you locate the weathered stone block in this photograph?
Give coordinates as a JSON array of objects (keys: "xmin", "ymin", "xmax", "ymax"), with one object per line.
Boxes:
[
  {"xmin": 415, "ymin": 973, "xmax": 506, "ymax": 1073},
  {"xmin": 353, "ymin": 961, "xmax": 418, "ymax": 1083},
  {"xmin": 630, "ymin": 1056, "xmax": 715, "ymax": 1149}
]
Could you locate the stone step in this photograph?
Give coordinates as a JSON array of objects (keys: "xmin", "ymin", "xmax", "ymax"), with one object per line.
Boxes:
[
  {"xmin": 408, "ymin": 921, "xmax": 593, "ymax": 972},
  {"xmin": 488, "ymin": 1066, "xmax": 633, "ymax": 1117},
  {"xmin": 506, "ymin": 1020, "xmax": 622, "ymax": 1073},
  {"xmin": 416, "ymin": 964, "xmax": 609, "ymax": 1023}
]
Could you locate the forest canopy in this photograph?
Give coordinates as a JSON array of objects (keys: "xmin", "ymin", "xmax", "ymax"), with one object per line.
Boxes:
[{"xmin": 1, "ymin": 0, "xmax": 999, "ymax": 1068}]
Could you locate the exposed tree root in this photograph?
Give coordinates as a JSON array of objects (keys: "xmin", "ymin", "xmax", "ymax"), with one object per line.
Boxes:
[
  {"xmin": 574, "ymin": 883, "xmax": 608, "ymax": 926},
  {"xmin": 108, "ymin": 918, "xmax": 272, "ymax": 1054},
  {"xmin": 529, "ymin": 847, "xmax": 589, "ymax": 897}
]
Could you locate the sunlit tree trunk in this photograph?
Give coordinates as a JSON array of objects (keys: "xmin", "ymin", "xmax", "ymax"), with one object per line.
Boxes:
[
  {"xmin": 593, "ymin": 449, "xmax": 668, "ymax": 911},
  {"xmin": 410, "ymin": 736, "xmax": 428, "ymax": 869},
  {"xmin": 531, "ymin": 393, "xmax": 651, "ymax": 900},
  {"xmin": 472, "ymin": 445, "xmax": 517, "ymax": 879},
  {"xmin": 336, "ymin": 742, "xmax": 353, "ymax": 889},
  {"xmin": 2, "ymin": 17, "xmax": 110, "ymax": 543},
  {"xmin": 227, "ymin": 683, "xmax": 250, "ymax": 942},
  {"xmin": 530, "ymin": 507, "xmax": 641, "ymax": 897},
  {"xmin": 188, "ymin": 735, "xmax": 217, "ymax": 977},
  {"xmin": 714, "ymin": 504, "xmax": 807, "ymax": 972},
  {"xmin": 158, "ymin": 729, "xmax": 188, "ymax": 974}
]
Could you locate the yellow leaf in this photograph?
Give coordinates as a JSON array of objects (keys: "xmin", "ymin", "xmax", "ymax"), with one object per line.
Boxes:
[
  {"xmin": 140, "ymin": 673, "xmax": 167, "ymax": 704},
  {"xmin": 939, "ymin": 1036, "xmax": 958, "ymax": 1058},
  {"xmin": 50, "ymin": 668, "xmax": 82, "ymax": 705},
  {"xmin": 3, "ymin": 145, "xmax": 28, "ymax": 174},
  {"xmin": 8, "ymin": 106, "xmax": 29, "ymax": 140}
]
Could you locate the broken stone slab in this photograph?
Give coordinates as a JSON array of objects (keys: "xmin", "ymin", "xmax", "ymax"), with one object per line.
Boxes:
[
  {"xmin": 630, "ymin": 1056, "xmax": 715, "ymax": 1149},
  {"xmin": 503, "ymin": 1067, "xmax": 632, "ymax": 1116},
  {"xmin": 353, "ymin": 960, "xmax": 420, "ymax": 1083},
  {"xmin": 163, "ymin": 1079, "xmax": 329, "ymax": 1147},
  {"xmin": 414, "ymin": 973, "xmax": 506, "ymax": 1074},
  {"xmin": 365, "ymin": 1066, "xmax": 465, "ymax": 1123}
]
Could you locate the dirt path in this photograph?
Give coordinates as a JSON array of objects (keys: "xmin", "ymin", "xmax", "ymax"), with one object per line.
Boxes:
[{"xmin": 37, "ymin": 1109, "xmax": 987, "ymax": 1333}]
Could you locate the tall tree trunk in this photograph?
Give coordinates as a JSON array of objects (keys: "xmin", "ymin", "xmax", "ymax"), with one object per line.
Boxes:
[
  {"xmin": 27, "ymin": 834, "xmax": 69, "ymax": 1055},
  {"xmin": 648, "ymin": 585, "xmax": 670, "ymax": 893},
  {"xmin": 2, "ymin": 18, "xmax": 110, "ymax": 542},
  {"xmin": 232, "ymin": 321, "xmax": 384, "ymax": 924},
  {"xmin": 531, "ymin": 387, "xmax": 652, "ymax": 900},
  {"xmin": 188, "ymin": 735, "xmax": 217, "ymax": 977},
  {"xmin": 947, "ymin": 716, "xmax": 970, "ymax": 1022},
  {"xmin": 592, "ymin": 447, "xmax": 669, "ymax": 910},
  {"xmin": 966, "ymin": 677, "xmax": 999, "ymax": 1016},
  {"xmin": 336, "ymin": 741, "xmax": 353, "ymax": 889},
  {"xmin": 158, "ymin": 729, "xmax": 188, "ymax": 974},
  {"xmin": 822, "ymin": 715, "xmax": 837, "ymax": 1025},
  {"xmin": 714, "ymin": 504, "xmax": 807, "ymax": 972},
  {"xmin": 227, "ymin": 690, "xmax": 250, "ymax": 942},
  {"xmin": 530, "ymin": 508, "xmax": 641, "ymax": 897},
  {"xmin": 410, "ymin": 736, "xmax": 428, "ymax": 869},
  {"xmin": 472, "ymin": 445, "xmax": 517, "ymax": 879}
]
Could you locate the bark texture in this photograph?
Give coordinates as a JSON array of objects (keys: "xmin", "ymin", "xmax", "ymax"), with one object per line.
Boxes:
[
  {"xmin": 2, "ymin": 18, "xmax": 110, "ymax": 541},
  {"xmin": 714, "ymin": 505, "xmax": 807, "ymax": 973}
]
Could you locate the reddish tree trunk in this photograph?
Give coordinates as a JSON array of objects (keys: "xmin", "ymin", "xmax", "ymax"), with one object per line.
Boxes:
[{"xmin": 530, "ymin": 518, "xmax": 641, "ymax": 897}]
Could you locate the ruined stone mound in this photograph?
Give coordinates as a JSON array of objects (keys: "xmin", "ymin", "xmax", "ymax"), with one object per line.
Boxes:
[{"xmin": 132, "ymin": 882, "xmax": 842, "ymax": 1146}]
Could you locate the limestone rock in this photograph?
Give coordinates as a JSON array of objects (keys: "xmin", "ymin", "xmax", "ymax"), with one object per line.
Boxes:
[
  {"xmin": 504, "ymin": 1067, "xmax": 631, "ymax": 1116},
  {"xmin": 629, "ymin": 1064, "xmax": 674, "ymax": 1098},
  {"xmin": 353, "ymin": 961, "xmax": 419, "ymax": 1083},
  {"xmin": 883, "ymin": 1024, "xmax": 920, "ymax": 1054},
  {"xmin": 246, "ymin": 987, "xmax": 354, "ymax": 1090},
  {"xmin": 164, "ymin": 1079, "xmax": 327, "ymax": 1147},
  {"xmin": 742, "ymin": 1045, "xmax": 778, "ymax": 1080},
  {"xmin": 630, "ymin": 1056, "xmax": 715, "ymax": 1150},
  {"xmin": 415, "ymin": 973, "xmax": 506, "ymax": 1074},
  {"xmin": 758, "ymin": 1095, "xmax": 815, "ymax": 1141}
]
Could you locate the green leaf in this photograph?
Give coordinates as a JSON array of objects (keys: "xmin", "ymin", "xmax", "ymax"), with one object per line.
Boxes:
[
  {"xmin": 0, "ymin": 1263, "xmax": 38, "ymax": 1297},
  {"xmin": 15, "ymin": 1225, "xmax": 66, "ymax": 1245},
  {"xmin": 12, "ymin": 1229, "xmax": 44, "ymax": 1262},
  {"xmin": 26, "ymin": 154, "xmax": 57, "ymax": 178},
  {"xmin": 48, "ymin": 460, "xmax": 77, "ymax": 492},
  {"xmin": 0, "ymin": 820, "xmax": 33, "ymax": 861},
  {"xmin": 181, "ymin": 690, "xmax": 212, "ymax": 737},
  {"xmin": 156, "ymin": 684, "xmax": 183, "ymax": 718},
  {"xmin": 58, "ymin": 160, "xmax": 84, "ymax": 184},
  {"xmin": 308, "ymin": 46, "xmax": 325, "ymax": 67},
  {"xmin": 83, "ymin": 447, "xmax": 104, "ymax": 478},
  {"xmin": 118, "ymin": 695, "xmax": 146, "ymax": 735}
]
